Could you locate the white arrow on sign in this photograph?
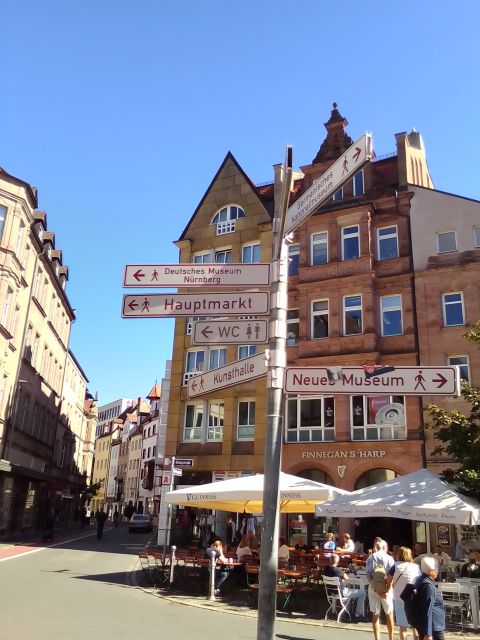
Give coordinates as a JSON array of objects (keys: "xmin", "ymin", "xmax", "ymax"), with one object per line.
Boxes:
[
  {"xmin": 284, "ymin": 132, "xmax": 373, "ymax": 235},
  {"xmin": 123, "ymin": 263, "xmax": 271, "ymax": 288},
  {"xmin": 192, "ymin": 319, "xmax": 269, "ymax": 345},
  {"xmin": 122, "ymin": 292, "xmax": 269, "ymax": 318},
  {"xmin": 188, "ymin": 352, "xmax": 268, "ymax": 398},
  {"xmin": 285, "ymin": 366, "xmax": 460, "ymax": 396}
]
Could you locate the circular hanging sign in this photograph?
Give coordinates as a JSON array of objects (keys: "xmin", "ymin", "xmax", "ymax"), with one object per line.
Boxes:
[{"xmin": 375, "ymin": 403, "xmax": 405, "ymax": 425}]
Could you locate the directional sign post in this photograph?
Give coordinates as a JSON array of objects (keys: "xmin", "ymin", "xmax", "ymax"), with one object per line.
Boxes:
[
  {"xmin": 187, "ymin": 352, "xmax": 267, "ymax": 398},
  {"xmin": 284, "ymin": 132, "xmax": 372, "ymax": 235},
  {"xmin": 284, "ymin": 366, "xmax": 460, "ymax": 396},
  {"xmin": 122, "ymin": 292, "xmax": 269, "ymax": 318},
  {"xmin": 124, "ymin": 263, "xmax": 270, "ymax": 288},
  {"xmin": 192, "ymin": 319, "xmax": 268, "ymax": 345}
]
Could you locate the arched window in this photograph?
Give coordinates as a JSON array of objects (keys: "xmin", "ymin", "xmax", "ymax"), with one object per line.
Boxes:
[
  {"xmin": 355, "ymin": 468, "xmax": 397, "ymax": 490},
  {"xmin": 297, "ymin": 468, "xmax": 334, "ymax": 486},
  {"xmin": 212, "ymin": 204, "xmax": 245, "ymax": 235}
]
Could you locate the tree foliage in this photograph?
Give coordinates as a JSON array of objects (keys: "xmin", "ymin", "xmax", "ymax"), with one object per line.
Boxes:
[{"xmin": 426, "ymin": 321, "xmax": 480, "ymax": 499}]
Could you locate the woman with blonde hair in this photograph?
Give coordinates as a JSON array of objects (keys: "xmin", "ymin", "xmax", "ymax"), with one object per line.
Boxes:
[{"xmin": 387, "ymin": 546, "xmax": 421, "ymax": 640}]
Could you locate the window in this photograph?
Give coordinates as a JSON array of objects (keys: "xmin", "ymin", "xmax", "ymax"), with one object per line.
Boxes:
[
  {"xmin": 377, "ymin": 226, "xmax": 399, "ymax": 260},
  {"xmin": 380, "ymin": 295, "xmax": 403, "ymax": 336},
  {"xmin": 351, "ymin": 395, "xmax": 406, "ymax": 440},
  {"xmin": 209, "ymin": 348, "xmax": 226, "ymax": 369},
  {"xmin": 333, "ymin": 188, "xmax": 343, "ymax": 201},
  {"xmin": 353, "ymin": 170, "xmax": 364, "ymax": 196},
  {"xmin": 215, "ymin": 249, "xmax": 232, "ymax": 263},
  {"xmin": 311, "ymin": 232, "xmax": 328, "ymax": 265},
  {"xmin": 184, "ymin": 350, "xmax": 205, "ymax": 385},
  {"xmin": 186, "ymin": 316, "xmax": 206, "ymax": 336},
  {"xmin": 311, "ymin": 300, "xmax": 329, "ymax": 339},
  {"xmin": 1, "ymin": 287, "xmax": 13, "ymax": 328},
  {"xmin": 212, "ymin": 205, "xmax": 245, "ymax": 235},
  {"xmin": 286, "ymin": 309, "xmax": 299, "ymax": 346},
  {"xmin": 474, "ymin": 227, "xmax": 480, "ymax": 248},
  {"xmin": 344, "ymin": 295, "xmax": 362, "ymax": 335},
  {"xmin": 238, "ymin": 345, "xmax": 256, "ymax": 359},
  {"xmin": 237, "ymin": 400, "xmax": 255, "ymax": 440},
  {"xmin": 242, "ymin": 243, "xmax": 260, "ymax": 263},
  {"xmin": 442, "ymin": 292, "xmax": 464, "ymax": 326},
  {"xmin": 448, "ymin": 356, "xmax": 469, "ymax": 381},
  {"xmin": 342, "ymin": 225, "xmax": 360, "ymax": 260},
  {"xmin": 207, "ymin": 401, "xmax": 224, "ymax": 440},
  {"xmin": 288, "ymin": 244, "xmax": 300, "ymax": 276},
  {"xmin": 0, "ymin": 205, "xmax": 6, "ymax": 241},
  {"xmin": 193, "ymin": 252, "xmax": 211, "ymax": 264},
  {"xmin": 437, "ymin": 231, "xmax": 457, "ymax": 253},
  {"xmin": 286, "ymin": 396, "xmax": 335, "ymax": 442}
]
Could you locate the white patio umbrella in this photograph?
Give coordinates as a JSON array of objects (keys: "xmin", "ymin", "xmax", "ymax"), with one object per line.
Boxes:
[
  {"xmin": 166, "ymin": 472, "xmax": 348, "ymax": 513},
  {"xmin": 316, "ymin": 469, "xmax": 480, "ymax": 525}
]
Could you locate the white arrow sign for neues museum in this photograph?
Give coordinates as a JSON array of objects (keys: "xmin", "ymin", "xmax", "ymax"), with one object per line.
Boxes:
[
  {"xmin": 123, "ymin": 263, "xmax": 271, "ymax": 288},
  {"xmin": 192, "ymin": 319, "xmax": 269, "ymax": 345},
  {"xmin": 187, "ymin": 352, "xmax": 268, "ymax": 398},
  {"xmin": 284, "ymin": 132, "xmax": 373, "ymax": 235},
  {"xmin": 285, "ymin": 366, "xmax": 460, "ymax": 396},
  {"xmin": 122, "ymin": 292, "xmax": 270, "ymax": 318}
]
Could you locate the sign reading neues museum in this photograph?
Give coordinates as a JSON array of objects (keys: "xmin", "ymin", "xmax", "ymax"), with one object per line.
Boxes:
[
  {"xmin": 187, "ymin": 352, "xmax": 267, "ymax": 398},
  {"xmin": 123, "ymin": 263, "xmax": 270, "ymax": 288},
  {"xmin": 284, "ymin": 132, "xmax": 372, "ymax": 235},
  {"xmin": 122, "ymin": 292, "xmax": 269, "ymax": 318},
  {"xmin": 285, "ymin": 366, "xmax": 460, "ymax": 396}
]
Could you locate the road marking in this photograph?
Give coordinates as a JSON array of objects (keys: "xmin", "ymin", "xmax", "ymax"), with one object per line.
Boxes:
[{"xmin": 0, "ymin": 529, "xmax": 107, "ymax": 562}]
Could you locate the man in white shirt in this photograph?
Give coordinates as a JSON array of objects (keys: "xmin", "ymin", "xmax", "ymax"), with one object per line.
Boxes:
[{"xmin": 336, "ymin": 532, "xmax": 355, "ymax": 553}]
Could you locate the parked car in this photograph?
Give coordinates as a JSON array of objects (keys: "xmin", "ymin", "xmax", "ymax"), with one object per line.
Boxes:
[{"xmin": 128, "ymin": 514, "xmax": 153, "ymax": 533}]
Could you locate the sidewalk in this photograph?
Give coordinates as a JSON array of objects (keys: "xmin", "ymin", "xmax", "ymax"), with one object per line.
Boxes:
[{"xmin": 0, "ymin": 523, "xmax": 96, "ymax": 561}]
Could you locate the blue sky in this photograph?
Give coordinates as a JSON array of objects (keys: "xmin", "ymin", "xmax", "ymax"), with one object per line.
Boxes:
[{"xmin": 2, "ymin": 0, "xmax": 479, "ymax": 404}]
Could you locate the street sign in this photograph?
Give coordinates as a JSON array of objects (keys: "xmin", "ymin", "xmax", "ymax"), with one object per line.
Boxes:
[
  {"xmin": 172, "ymin": 467, "xmax": 183, "ymax": 477},
  {"xmin": 284, "ymin": 366, "xmax": 460, "ymax": 396},
  {"xmin": 162, "ymin": 474, "xmax": 171, "ymax": 485},
  {"xmin": 187, "ymin": 351, "xmax": 268, "ymax": 398},
  {"xmin": 122, "ymin": 292, "xmax": 270, "ymax": 318},
  {"xmin": 123, "ymin": 263, "xmax": 271, "ymax": 288},
  {"xmin": 175, "ymin": 459, "xmax": 193, "ymax": 467},
  {"xmin": 284, "ymin": 132, "xmax": 373, "ymax": 235},
  {"xmin": 192, "ymin": 319, "xmax": 269, "ymax": 345}
]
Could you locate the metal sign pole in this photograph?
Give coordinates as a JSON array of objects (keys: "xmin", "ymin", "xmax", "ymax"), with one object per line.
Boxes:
[
  {"xmin": 162, "ymin": 456, "xmax": 175, "ymax": 561},
  {"xmin": 257, "ymin": 153, "xmax": 292, "ymax": 640}
]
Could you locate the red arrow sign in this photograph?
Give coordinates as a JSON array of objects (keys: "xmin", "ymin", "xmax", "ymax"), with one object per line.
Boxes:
[
  {"xmin": 133, "ymin": 269, "xmax": 144, "ymax": 282},
  {"xmin": 352, "ymin": 147, "xmax": 361, "ymax": 162},
  {"xmin": 191, "ymin": 379, "xmax": 198, "ymax": 391},
  {"xmin": 432, "ymin": 373, "xmax": 448, "ymax": 388},
  {"xmin": 128, "ymin": 300, "xmax": 138, "ymax": 311}
]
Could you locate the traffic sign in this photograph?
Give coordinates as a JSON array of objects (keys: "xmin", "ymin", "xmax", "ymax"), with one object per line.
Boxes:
[
  {"xmin": 123, "ymin": 263, "xmax": 271, "ymax": 288},
  {"xmin": 284, "ymin": 132, "xmax": 373, "ymax": 235},
  {"xmin": 175, "ymin": 459, "xmax": 193, "ymax": 467},
  {"xmin": 284, "ymin": 366, "xmax": 460, "ymax": 396},
  {"xmin": 172, "ymin": 467, "xmax": 183, "ymax": 477},
  {"xmin": 192, "ymin": 319, "xmax": 268, "ymax": 345},
  {"xmin": 122, "ymin": 292, "xmax": 270, "ymax": 318},
  {"xmin": 187, "ymin": 352, "xmax": 268, "ymax": 398}
]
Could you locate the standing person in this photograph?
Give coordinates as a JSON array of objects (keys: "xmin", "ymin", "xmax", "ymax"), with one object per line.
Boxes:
[
  {"xmin": 387, "ymin": 546, "xmax": 421, "ymax": 640},
  {"xmin": 112, "ymin": 509, "xmax": 120, "ymax": 528},
  {"xmin": 226, "ymin": 516, "xmax": 235, "ymax": 545},
  {"xmin": 324, "ymin": 554, "xmax": 367, "ymax": 622},
  {"xmin": 95, "ymin": 508, "xmax": 108, "ymax": 539},
  {"xmin": 366, "ymin": 538, "xmax": 395, "ymax": 640},
  {"xmin": 414, "ymin": 556, "xmax": 446, "ymax": 640}
]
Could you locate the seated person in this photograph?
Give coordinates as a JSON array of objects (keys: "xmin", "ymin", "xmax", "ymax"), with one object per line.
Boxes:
[
  {"xmin": 324, "ymin": 553, "xmax": 366, "ymax": 621},
  {"xmin": 434, "ymin": 545, "xmax": 451, "ymax": 574},
  {"xmin": 336, "ymin": 532, "xmax": 355, "ymax": 553},
  {"xmin": 323, "ymin": 532, "xmax": 336, "ymax": 553},
  {"xmin": 278, "ymin": 536, "xmax": 290, "ymax": 562},
  {"xmin": 460, "ymin": 550, "xmax": 480, "ymax": 578},
  {"xmin": 294, "ymin": 536, "xmax": 310, "ymax": 552},
  {"xmin": 236, "ymin": 535, "xmax": 252, "ymax": 561},
  {"xmin": 204, "ymin": 539, "xmax": 230, "ymax": 595}
]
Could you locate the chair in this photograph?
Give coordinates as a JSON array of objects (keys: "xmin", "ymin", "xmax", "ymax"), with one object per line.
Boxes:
[
  {"xmin": 439, "ymin": 583, "xmax": 470, "ymax": 629},
  {"xmin": 245, "ymin": 564, "xmax": 260, "ymax": 605},
  {"xmin": 276, "ymin": 570, "xmax": 294, "ymax": 612},
  {"xmin": 323, "ymin": 575, "xmax": 353, "ymax": 622},
  {"xmin": 137, "ymin": 551, "xmax": 154, "ymax": 586}
]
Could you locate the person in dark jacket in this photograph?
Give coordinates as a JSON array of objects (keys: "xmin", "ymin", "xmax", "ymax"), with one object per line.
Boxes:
[
  {"xmin": 95, "ymin": 508, "xmax": 108, "ymax": 539},
  {"xmin": 414, "ymin": 556, "xmax": 446, "ymax": 640}
]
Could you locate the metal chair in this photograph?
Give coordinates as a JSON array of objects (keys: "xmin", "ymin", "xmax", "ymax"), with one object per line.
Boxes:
[
  {"xmin": 439, "ymin": 583, "xmax": 470, "ymax": 629},
  {"xmin": 322, "ymin": 575, "xmax": 353, "ymax": 623}
]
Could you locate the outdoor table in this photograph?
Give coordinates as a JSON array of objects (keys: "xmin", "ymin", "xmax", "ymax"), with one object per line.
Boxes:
[
  {"xmin": 346, "ymin": 573, "xmax": 370, "ymax": 616},
  {"xmin": 440, "ymin": 581, "xmax": 479, "ymax": 630}
]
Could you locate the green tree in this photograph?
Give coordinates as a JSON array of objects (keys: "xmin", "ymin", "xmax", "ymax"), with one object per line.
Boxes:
[{"xmin": 426, "ymin": 321, "xmax": 480, "ymax": 499}]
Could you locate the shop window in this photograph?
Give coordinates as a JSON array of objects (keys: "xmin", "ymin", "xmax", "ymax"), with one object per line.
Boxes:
[
  {"xmin": 351, "ymin": 395, "xmax": 406, "ymax": 441},
  {"xmin": 286, "ymin": 396, "xmax": 335, "ymax": 442},
  {"xmin": 355, "ymin": 468, "xmax": 398, "ymax": 490}
]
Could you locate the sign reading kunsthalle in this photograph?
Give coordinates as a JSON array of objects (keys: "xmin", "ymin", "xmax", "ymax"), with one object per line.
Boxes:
[
  {"xmin": 122, "ymin": 292, "xmax": 269, "ymax": 318},
  {"xmin": 123, "ymin": 263, "xmax": 270, "ymax": 288},
  {"xmin": 187, "ymin": 352, "xmax": 267, "ymax": 398}
]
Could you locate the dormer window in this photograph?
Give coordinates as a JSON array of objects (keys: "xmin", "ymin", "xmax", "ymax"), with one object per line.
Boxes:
[
  {"xmin": 47, "ymin": 245, "xmax": 52, "ymax": 259},
  {"xmin": 212, "ymin": 204, "xmax": 245, "ymax": 235}
]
